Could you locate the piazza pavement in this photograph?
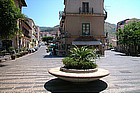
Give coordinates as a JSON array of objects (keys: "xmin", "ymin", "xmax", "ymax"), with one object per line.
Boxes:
[{"xmin": 0, "ymin": 45, "xmax": 140, "ymax": 93}]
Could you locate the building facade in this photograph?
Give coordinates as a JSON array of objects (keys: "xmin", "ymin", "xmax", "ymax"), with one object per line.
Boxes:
[
  {"xmin": 14, "ymin": 1, "xmax": 40, "ymax": 52},
  {"xmin": 20, "ymin": 19, "xmax": 32, "ymax": 51},
  {"xmin": 12, "ymin": 0, "xmax": 28, "ymax": 52},
  {"xmin": 0, "ymin": 0, "xmax": 27, "ymax": 52},
  {"xmin": 36, "ymin": 26, "xmax": 40, "ymax": 44},
  {"xmin": 59, "ymin": 0, "xmax": 107, "ymax": 56},
  {"xmin": 0, "ymin": 0, "xmax": 40, "ymax": 54},
  {"xmin": 14, "ymin": 0, "xmax": 27, "ymax": 10},
  {"xmin": 26, "ymin": 18, "xmax": 40, "ymax": 49}
]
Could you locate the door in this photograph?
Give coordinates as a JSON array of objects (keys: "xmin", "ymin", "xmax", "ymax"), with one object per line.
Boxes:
[{"xmin": 82, "ymin": 2, "xmax": 89, "ymax": 13}]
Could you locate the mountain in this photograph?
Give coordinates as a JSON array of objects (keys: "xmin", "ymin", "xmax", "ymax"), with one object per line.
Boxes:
[
  {"xmin": 40, "ymin": 25, "xmax": 59, "ymax": 32},
  {"xmin": 104, "ymin": 22, "xmax": 117, "ymax": 39},
  {"xmin": 40, "ymin": 23, "xmax": 117, "ymax": 38}
]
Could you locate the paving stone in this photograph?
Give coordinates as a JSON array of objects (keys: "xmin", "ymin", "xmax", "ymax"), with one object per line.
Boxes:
[{"xmin": 0, "ymin": 47, "xmax": 140, "ymax": 93}]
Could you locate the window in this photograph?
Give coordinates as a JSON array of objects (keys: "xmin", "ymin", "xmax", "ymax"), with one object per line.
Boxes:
[
  {"xmin": 82, "ymin": 2, "xmax": 89, "ymax": 13},
  {"xmin": 82, "ymin": 23, "xmax": 90, "ymax": 36}
]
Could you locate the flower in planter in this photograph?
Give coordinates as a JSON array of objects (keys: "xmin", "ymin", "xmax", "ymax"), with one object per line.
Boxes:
[{"xmin": 62, "ymin": 46, "xmax": 98, "ymax": 69}]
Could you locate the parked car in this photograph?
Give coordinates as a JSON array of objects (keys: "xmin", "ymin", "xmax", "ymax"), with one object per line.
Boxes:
[
  {"xmin": 34, "ymin": 46, "xmax": 39, "ymax": 51},
  {"xmin": 28, "ymin": 48, "xmax": 36, "ymax": 53}
]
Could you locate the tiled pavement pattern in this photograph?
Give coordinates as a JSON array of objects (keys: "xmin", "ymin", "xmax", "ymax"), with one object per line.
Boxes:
[
  {"xmin": 0, "ymin": 46, "xmax": 63, "ymax": 93},
  {"xmin": 97, "ymin": 51, "xmax": 140, "ymax": 93},
  {"xmin": 0, "ymin": 46, "xmax": 140, "ymax": 93}
]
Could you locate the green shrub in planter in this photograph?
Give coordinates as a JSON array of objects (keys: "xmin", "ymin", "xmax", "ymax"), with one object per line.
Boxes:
[
  {"xmin": 16, "ymin": 53, "xmax": 21, "ymax": 58},
  {"xmin": 1, "ymin": 50, "xmax": 7, "ymax": 56},
  {"xmin": 20, "ymin": 52, "xmax": 24, "ymax": 56},
  {"xmin": 11, "ymin": 54, "xmax": 16, "ymax": 60},
  {"xmin": 62, "ymin": 46, "xmax": 98, "ymax": 69},
  {"xmin": 25, "ymin": 51, "xmax": 28, "ymax": 55},
  {"xmin": 9, "ymin": 47, "xmax": 16, "ymax": 60}
]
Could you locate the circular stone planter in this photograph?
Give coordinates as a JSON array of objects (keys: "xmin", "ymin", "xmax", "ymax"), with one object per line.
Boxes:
[{"xmin": 48, "ymin": 67, "xmax": 109, "ymax": 83}]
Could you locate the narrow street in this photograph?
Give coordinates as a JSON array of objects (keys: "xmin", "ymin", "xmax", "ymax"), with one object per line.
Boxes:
[{"xmin": 0, "ymin": 46, "xmax": 140, "ymax": 93}]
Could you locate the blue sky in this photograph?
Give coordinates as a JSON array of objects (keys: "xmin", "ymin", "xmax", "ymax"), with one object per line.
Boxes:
[
  {"xmin": 105, "ymin": 0, "xmax": 140, "ymax": 24},
  {"xmin": 22, "ymin": 0, "xmax": 140, "ymax": 27},
  {"xmin": 22, "ymin": 0, "xmax": 64, "ymax": 27}
]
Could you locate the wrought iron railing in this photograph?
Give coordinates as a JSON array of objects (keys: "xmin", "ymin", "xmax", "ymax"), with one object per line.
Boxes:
[{"xmin": 79, "ymin": 7, "xmax": 94, "ymax": 14}]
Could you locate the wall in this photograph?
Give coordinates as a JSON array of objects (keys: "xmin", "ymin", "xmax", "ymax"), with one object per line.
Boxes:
[
  {"xmin": 65, "ymin": 0, "xmax": 104, "ymax": 14},
  {"xmin": 65, "ymin": 15, "xmax": 104, "ymax": 36}
]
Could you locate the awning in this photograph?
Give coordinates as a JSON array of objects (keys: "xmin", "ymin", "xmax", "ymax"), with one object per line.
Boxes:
[{"xmin": 72, "ymin": 41, "xmax": 102, "ymax": 46}]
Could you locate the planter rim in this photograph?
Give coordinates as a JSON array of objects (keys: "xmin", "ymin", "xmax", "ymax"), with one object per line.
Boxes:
[
  {"xmin": 48, "ymin": 67, "xmax": 110, "ymax": 83},
  {"xmin": 60, "ymin": 67, "xmax": 98, "ymax": 73}
]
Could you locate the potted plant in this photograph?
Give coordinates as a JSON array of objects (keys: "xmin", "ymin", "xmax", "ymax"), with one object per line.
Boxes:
[
  {"xmin": 9, "ymin": 47, "xmax": 16, "ymax": 60},
  {"xmin": 49, "ymin": 45, "xmax": 109, "ymax": 83},
  {"xmin": 61, "ymin": 46, "xmax": 98, "ymax": 71}
]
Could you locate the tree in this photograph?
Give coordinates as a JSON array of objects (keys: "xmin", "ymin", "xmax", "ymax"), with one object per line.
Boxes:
[
  {"xmin": 0, "ymin": 0, "xmax": 25, "ymax": 40},
  {"xmin": 42, "ymin": 36, "xmax": 54, "ymax": 43},
  {"xmin": 116, "ymin": 28, "xmax": 124, "ymax": 46},
  {"xmin": 117, "ymin": 21, "xmax": 140, "ymax": 55}
]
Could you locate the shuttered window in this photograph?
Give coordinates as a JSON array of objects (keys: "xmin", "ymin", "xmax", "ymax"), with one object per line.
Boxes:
[{"xmin": 82, "ymin": 23, "xmax": 90, "ymax": 36}]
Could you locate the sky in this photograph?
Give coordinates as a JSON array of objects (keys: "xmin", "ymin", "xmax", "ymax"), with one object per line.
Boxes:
[
  {"xmin": 22, "ymin": 0, "xmax": 140, "ymax": 27},
  {"xmin": 22, "ymin": 0, "xmax": 64, "ymax": 27}
]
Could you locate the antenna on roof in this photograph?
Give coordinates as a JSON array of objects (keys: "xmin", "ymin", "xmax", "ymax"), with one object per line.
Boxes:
[{"xmin": 105, "ymin": 5, "xmax": 110, "ymax": 11}]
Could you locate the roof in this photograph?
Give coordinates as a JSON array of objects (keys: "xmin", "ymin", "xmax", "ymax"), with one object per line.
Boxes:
[{"xmin": 21, "ymin": 0, "xmax": 27, "ymax": 6}]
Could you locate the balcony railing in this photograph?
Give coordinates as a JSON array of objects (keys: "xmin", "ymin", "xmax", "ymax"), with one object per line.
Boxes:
[
  {"xmin": 59, "ymin": 11, "xmax": 65, "ymax": 19},
  {"xmin": 104, "ymin": 9, "xmax": 107, "ymax": 20},
  {"xmin": 79, "ymin": 7, "xmax": 94, "ymax": 14},
  {"xmin": 60, "ymin": 31, "xmax": 71, "ymax": 38}
]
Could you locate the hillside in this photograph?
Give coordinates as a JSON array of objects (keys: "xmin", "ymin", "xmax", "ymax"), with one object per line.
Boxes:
[
  {"xmin": 40, "ymin": 23, "xmax": 117, "ymax": 37},
  {"xmin": 40, "ymin": 25, "xmax": 59, "ymax": 32},
  {"xmin": 104, "ymin": 22, "xmax": 117, "ymax": 39},
  {"xmin": 40, "ymin": 23, "xmax": 117, "ymax": 40}
]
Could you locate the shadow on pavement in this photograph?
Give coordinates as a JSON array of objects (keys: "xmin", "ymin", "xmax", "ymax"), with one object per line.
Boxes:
[
  {"xmin": 114, "ymin": 52, "xmax": 128, "ymax": 56},
  {"xmin": 44, "ymin": 78, "xmax": 108, "ymax": 93},
  {"xmin": 43, "ymin": 54, "xmax": 64, "ymax": 58},
  {"xmin": 0, "ymin": 64, "xmax": 8, "ymax": 67}
]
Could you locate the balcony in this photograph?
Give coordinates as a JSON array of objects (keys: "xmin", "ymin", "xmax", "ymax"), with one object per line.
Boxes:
[
  {"xmin": 104, "ymin": 9, "xmax": 107, "ymax": 20},
  {"xmin": 60, "ymin": 31, "xmax": 71, "ymax": 38},
  {"xmin": 59, "ymin": 27, "xmax": 65, "ymax": 34},
  {"xmin": 79, "ymin": 7, "xmax": 94, "ymax": 14},
  {"xmin": 22, "ymin": 27, "xmax": 31, "ymax": 38},
  {"xmin": 59, "ymin": 11, "xmax": 65, "ymax": 19}
]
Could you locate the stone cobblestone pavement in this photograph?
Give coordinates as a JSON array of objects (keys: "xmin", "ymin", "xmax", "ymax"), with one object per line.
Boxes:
[
  {"xmin": 0, "ymin": 46, "xmax": 140, "ymax": 93},
  {"xmin": 0, "ymin": 46, "xmax": 63, "ymax": 93},
  {"xmin": 97, "ymin": 50, "xmax": 140, "ymax": 93}
]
